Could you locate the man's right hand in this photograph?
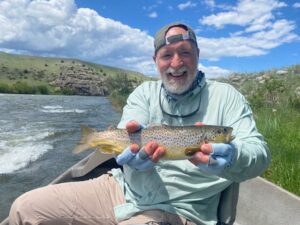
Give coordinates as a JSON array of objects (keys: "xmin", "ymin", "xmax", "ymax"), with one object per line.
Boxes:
[{"xmin": 115, "ymin": 121, "xmax": 165, "ymax": 171}]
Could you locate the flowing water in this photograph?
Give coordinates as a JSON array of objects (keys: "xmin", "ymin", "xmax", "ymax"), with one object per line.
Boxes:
[{"xmin": 0, "ymin": 94, "xmax": 121, "ymax": 221}]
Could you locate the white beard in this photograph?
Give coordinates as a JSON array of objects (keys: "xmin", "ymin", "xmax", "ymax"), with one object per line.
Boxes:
[{"xmin": 161, "ymin": 67, "xmax": 197, "ymax": 94}]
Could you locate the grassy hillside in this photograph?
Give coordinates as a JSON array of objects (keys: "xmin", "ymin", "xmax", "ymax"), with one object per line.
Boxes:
[
  {"xmin": 0, "ymin": 51, "xmax": 146, "ymax": 81},
  {"xmin": 0, "ymin": 51, "xmax": 150, "ymax": 108},
  {"xmin": 215, "ymin": 65, "xmax": 300, "ymax": 196}
]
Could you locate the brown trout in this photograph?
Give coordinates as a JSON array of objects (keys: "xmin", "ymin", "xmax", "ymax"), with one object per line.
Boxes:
[{"xmin": 73, "ymin": 124, "xmax": 234, "ymax": 160}]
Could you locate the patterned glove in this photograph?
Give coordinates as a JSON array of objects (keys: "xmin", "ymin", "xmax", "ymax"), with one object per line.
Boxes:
[
  {"xmin": 115, "ymin": 123, "xmax": 156, "ymax": 171},
  {"xmin": 197, "ymin": 143, "xmax": 236, "ymax": 175},
  {"xmin": 115, "ymin": 146, "xmax": 156, "ymax": 171}
]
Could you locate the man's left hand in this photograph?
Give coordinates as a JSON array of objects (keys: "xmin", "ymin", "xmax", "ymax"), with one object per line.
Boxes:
[{"xmin": 189, "ymin": 143, "xmax": 236, "ymax": 175}]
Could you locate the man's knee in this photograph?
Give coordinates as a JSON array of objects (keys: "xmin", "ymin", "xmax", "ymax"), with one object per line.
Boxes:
[{"xmin": 9, "ymin": 192, "xmax": 37, "ymax": 225}]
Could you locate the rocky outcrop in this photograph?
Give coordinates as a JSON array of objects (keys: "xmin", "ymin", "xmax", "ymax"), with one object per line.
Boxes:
[
  {"xmin": 50, "ymin": 66, "xmax": 108, "ymax": 96},
  {"xmin": 255, "ymin": 73, "xmax": 272, "ymax": 84},
  {"xmin": 276, "ymin": 70, "xmax": 288, "ymax": 75}
]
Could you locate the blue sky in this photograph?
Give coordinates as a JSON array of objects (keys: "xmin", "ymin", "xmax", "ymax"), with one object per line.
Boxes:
[{"xmin": 0, "ymin": 0, "xmax": 299, "ymax": 77}]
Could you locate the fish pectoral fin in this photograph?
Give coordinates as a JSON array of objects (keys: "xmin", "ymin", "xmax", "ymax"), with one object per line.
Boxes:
[
  {"xmin": 184, "ymin": 145, "xmax": 200, "ymax": 157},
  {"xmin": 100, "ymin": 146, "xmax": 113, "ymax": 154},
  {"xmin": 99, "ymin": 145, "xmax": 124, "ymax": 155}
]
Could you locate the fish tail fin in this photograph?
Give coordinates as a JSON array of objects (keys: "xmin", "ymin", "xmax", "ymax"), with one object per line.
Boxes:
[{"xmin": 73, "ymin": 125, "xmax": 96, "ymax": 154}]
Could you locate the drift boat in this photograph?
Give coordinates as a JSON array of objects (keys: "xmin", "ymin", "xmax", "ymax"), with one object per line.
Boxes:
[{"xmin": 1, "ymin": 151, "xmax": 299, "ymax": 225}]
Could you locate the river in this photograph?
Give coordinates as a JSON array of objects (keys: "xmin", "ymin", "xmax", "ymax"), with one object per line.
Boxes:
[{"xmin": 0, "ymin": 94, "xmax": 121, "ymax": 221}]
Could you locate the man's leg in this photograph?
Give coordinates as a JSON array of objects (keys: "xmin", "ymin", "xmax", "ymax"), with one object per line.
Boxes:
[{"xmin": 9, "ymin": 174, "xmax": 125, "ymax": 225}]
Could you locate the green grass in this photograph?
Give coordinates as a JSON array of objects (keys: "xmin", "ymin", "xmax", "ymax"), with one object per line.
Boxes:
[
  {"xmin": 216, "ymin": 67, "xmax": 300, "ymax": 196},
  {"xmin": 0, "ymin": 51, "xmax": 148, "ymax": 84},
  {"xmin": 254, "ymin": 107, "xmax": 300, "ymax": 196}
]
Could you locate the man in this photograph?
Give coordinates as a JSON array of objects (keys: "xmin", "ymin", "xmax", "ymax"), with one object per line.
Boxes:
[{"xmin": 9, "ymin": 22, "xmax": 270, "ymax": 225}]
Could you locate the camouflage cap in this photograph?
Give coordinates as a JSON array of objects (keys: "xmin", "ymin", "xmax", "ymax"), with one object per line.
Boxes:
[{"xmin": 154, "ymin": 22, "xmax": 198, "ymax": 55}]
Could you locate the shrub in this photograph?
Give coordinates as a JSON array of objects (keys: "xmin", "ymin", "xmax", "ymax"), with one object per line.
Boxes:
[
  {"xmin": 37, "ymin": 85, "xmax": 50, "ymax": 94},
  {"xmin": 0, "ymin": 82, "xmax": 11, "ymax": 93},
  {"xmin": 248, "ymin": 79, "xmax": 286, "ymax": 109},
  {"xmin": 61, "ymin": 87, "xmax": 76, "ymax": 95},
  {"xmin": 12, "ymin": 81, "xmax": 33, "ymax": 94},
  {"xmin": 288, "ymin": 95, "xmax": 300, "ymax": 109}
]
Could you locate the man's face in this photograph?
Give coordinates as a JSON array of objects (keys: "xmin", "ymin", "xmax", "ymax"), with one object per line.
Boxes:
[{"xmin": 154, "ymin": 26, "xmax": 199, "ymax": 94}]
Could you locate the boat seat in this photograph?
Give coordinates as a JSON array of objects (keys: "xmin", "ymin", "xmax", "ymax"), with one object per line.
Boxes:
[{"xmin": 217, "ymin": 182, "xmax": 239, "ymax": 225}]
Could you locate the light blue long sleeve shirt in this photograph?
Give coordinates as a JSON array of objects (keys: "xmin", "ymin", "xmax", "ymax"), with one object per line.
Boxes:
[{"xmin": 112, "ymin": 77, "xmax": 270, "ymax": 225}]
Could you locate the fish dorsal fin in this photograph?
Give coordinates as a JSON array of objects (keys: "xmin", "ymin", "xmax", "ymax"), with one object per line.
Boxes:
[
  {"xmin": 73, "ymin": 125, "xmax": 96, "ymax": 154},
  {"xmin": 99, "ymin": 146, "xmax": 112, "ymax": 154}
]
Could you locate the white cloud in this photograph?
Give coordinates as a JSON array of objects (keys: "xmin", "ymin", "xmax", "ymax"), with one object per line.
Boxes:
[
  {"xmin": 143, "ymin": 4, "xmax": 158, "ymax": 11},
  {"xmin": 198, "ymin": 36, "xmax": 265, "ymax": 60},
  {"xmin": 167, "ymin": 5, "xmax": 174, "ymax": 11},
  {"xmin": 203, "ymin": 0, "xmax": 216, "ymax": 8},
  {"xmin": 178, "ymin": 1, "xmax": 197, "ymax": 10},
  {"xmin": 198, "ymin": 18, "xmax": 298, "ymax": 61},
  {"xmin": 148, "ymin": 12, "xmax": 158, "ymax": 18},
  {"xmin": 196, "ymin": 0, "xmax": 298, "ymax": 61},
  {"xmin": 293, "ymin": 3, "xmax": 300, "ymax": 8},
  {"xmin": 0, "ymin": 0, "xmax": 155, "ymax": 75},
  {"xmin": 198, "ymin": 63, "xmax": 232, "ymax": 78},
  {"xmin": 200, "ymin": 0, "xmax": 287, "ymax": 29}
]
